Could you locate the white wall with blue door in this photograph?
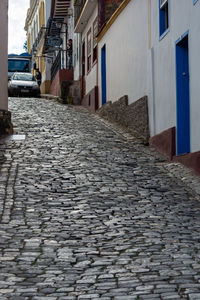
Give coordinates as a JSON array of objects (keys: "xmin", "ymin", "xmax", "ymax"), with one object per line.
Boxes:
[
  {"xmin": 98, "ymin": 0, "xmax": 149, "ymax": 110},
  {"xmin": 151, "ymin": 0, "xmax": 200, "ymax": 154}
]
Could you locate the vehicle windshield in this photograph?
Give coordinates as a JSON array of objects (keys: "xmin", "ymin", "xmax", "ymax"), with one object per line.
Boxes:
[
  {"xmin": 8, "ymin": 59, "xmax": 30, "ymax": 72},
  {"xmin": 12, "ymin": 74, "xmax": 36, "ymax": 82}
]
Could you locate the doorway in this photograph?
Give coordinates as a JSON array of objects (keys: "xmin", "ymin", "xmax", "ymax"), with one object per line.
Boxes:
[
  {"xmin": 81, "ymin": 41, "xmax": 86, "ymax": 99},
  {"xmin": 176, "ymin": 32, "xmax": 190, "ymax": 155},
  {"xmin": 101, "ymin": 44, "xmax": 107, "ymax": 106}
]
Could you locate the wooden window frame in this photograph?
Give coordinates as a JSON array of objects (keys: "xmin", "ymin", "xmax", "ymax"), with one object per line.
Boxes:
[
  {"xmin": 87, "ymin": 28, "xmax": 92, "ymax": 73},
  {"xmin": 93, "ymin": 17, "xmax": 98, "ymax": 65}
]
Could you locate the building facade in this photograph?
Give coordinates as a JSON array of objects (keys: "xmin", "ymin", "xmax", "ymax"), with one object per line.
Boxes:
[
  {"xmin": 74, "ymin": 0, "xmax": 124, "ymax": 111},
  {"xmin": 24, "ymin": 0, "xmax": 200, "ymax": 174},
  {"xmin": 25, "ymin": 0, "xmax": 52, "ymax": 94},
  {"xmin": 74, "ymin": 0, "xmax": 99, "ymax": 111},
  {"xmin": 44, "ymin": 0, "xmax": 75, "ymax": 99},
  {"xmin": 97, "ymin": 0, "xmax": 149, "ymax": 141},
  {"xmin": 150, "ymin": 0, "xmax": 200, "ymax": 173},
  {"xmin": 0, "ymin": 0, "xmax": 12, "ymax": 134},
  {"xmin": 97, "ymin": 0, "xmax": 200, "ymax": 174}
]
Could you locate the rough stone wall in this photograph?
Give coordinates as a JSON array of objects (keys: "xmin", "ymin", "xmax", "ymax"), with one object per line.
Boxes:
[
  {"xmin": 0, "ymin": 110, "xmax": 13, "ymax": 135},
  {"xmin": 61, "ymin": 81, "xmax": 81, "ymax": 105},
  {"xmin": 97, "ymin": 95, "xmax": 149, "ymax": 142},
  {"xmin": 69, "ymin": 81, "xmax": 81, "ymax": 105}
]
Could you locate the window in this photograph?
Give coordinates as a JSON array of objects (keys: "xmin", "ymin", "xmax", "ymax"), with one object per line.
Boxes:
[
  {"xmin": 87, "ymin": 29, "xmax": 92, "ymax": 72},
  {"xmin": 159, "ymin": 0, "xmax": 169, "ymax": 38},
  {"xmin": 93, "ymin": 18, "xmax": 98, "ymax": 64}
]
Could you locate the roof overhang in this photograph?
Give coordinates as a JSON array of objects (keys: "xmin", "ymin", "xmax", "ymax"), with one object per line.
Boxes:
[{"xmin": 74, "ymin": 0, "xmax": 97, "ymax": 33}]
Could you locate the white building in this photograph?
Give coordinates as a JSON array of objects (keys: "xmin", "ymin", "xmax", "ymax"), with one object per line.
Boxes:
[
  {"xmin": 150, "ymin": 0, "xmax": 200, "ymax": 173},
  {"xmin": 0, "ymin": 0, "xmax": 8, "ymax": 112},
  {"xmin": 0, "ymin": 0, "xmax": 12, "ymax": 134},
  {"xmin": 97, "ymin": 0, "xmax": 200, "ymax": 175},
  {"xmin": 74, "ymin": 0, "xmax": 124, "ymax": 111},
  {"xmin": 98, "ymin": 0, "xmax": 148, "ymax": 111},
  {"xmin": 74, "ymin": 0, "xmax": 99, "ymax": 111}
]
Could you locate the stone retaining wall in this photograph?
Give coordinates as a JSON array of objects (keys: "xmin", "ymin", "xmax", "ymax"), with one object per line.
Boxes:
[
  {"xmin": 0, "ymin": 110, "xmax": 13, "ymax": 135},
  {"xmin": 97, "ymin": 95, "xmax": 149, "ymax": 142},
  {"xmin": 61, "ymin": 81, "xmax": 81, "ymax": 105}
]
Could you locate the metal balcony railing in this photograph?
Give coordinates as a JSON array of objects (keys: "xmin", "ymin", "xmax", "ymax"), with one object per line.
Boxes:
[
  {"xmin": 51, "ymin": 50, "xmax": 61, "ymax": 81},
  {"xmin": 31, "ymin": 26, "xmax": 46, "ymax": 55},
  {"xmin": 51, "ymin": 50, "xmax": 72, "ymax": 82}
]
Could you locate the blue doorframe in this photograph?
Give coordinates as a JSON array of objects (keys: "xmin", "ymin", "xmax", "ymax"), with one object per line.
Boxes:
[
  {"xmin": 176, "ymin": 31, "xmax": 190, "ymax": 155},
  {"xmin": 101, "ymin": 45, "xmax": 107, "ymax": 106}
]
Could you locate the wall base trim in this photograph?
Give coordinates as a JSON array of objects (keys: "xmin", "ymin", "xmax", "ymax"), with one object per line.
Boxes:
[
  {"xmin": 173, "ymin": 151, "xmax": 200, "ymax": 176},
  {"xmin": 150, "ymin": 126, "xmax": 200, "ymax": 176},
  {"xmin": 50, "ymin": 69, "xmax": 73, "ymax": 97},
  {"xmin": 149, "ymin": 127, "xmax": 176, "ymax": 160},
  {"xmin": 82, "ymin": 86, "xmax": 99, "ymax": 112}
]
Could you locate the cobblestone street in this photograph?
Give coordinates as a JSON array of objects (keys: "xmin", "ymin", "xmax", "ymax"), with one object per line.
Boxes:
[{"xmin": 1, "ymin": 97, "xmax": 200, "ymax": 300}]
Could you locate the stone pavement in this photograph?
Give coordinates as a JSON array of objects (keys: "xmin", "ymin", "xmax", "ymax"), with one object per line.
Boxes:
[{"xmin": 0, "ymin": 97, "xmax": 200, "ymax": 300}]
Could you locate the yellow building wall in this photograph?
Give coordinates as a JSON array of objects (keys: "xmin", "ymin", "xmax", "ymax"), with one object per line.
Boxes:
[
  {"xmin": 39, "ymin": 1, "xmax": 45, "ymax": 28},
  {"xmin": 27, "ymin": 33, "xmax": 31, "ymax": 54}
]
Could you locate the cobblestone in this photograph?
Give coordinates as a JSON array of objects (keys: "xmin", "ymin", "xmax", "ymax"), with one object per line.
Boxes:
[{"xmin": 0, "ymin": 97, "xmax": 200, "ymax": 299}]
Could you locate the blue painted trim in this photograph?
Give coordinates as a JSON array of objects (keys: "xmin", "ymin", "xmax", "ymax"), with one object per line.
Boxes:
[
  {"xmin": 175, "ymin": 31, "xmax": 191, "ymax": 155},
  {"xmin": 101, "ymin": 45, "xmax": 107, "ymax": 106},
  {"xmin": 193, "ymin": 0, "xmax": 199, "ymax": 5},
  {"xmin": 175, "ymin": 30, "xmax": 189, "ymax": 45},
  {"xmin": 159, "ymin": 28, "xmax": 170, "ymax": 41},
  {"xmin": 159, "ymin": 0, "xmax": 169, "ymax": 40}
]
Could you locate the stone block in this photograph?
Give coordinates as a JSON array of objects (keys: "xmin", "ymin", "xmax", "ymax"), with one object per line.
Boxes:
[
  {"xmin": 97, "ymin": 95, "xmax": 149, "ymax": 142},
  {"xmin": 60, "ymin": 81, "xmax": 81, "ymax": 105}
]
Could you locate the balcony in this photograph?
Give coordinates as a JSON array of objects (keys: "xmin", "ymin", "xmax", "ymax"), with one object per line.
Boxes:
[
  {"xmin": 31, "ymin": 26, "xmax": 46, "ymax": 55},
  {"xmin": 74, "ymin": 0, "xmax": 97, "ymax": 33},
  {"xmin": 51, "ymin": 50, "xmax": 73, "ymax": 82},
  {"xmin": 49, "ymin": 50, "xmax": 73, "ymax": 97}
]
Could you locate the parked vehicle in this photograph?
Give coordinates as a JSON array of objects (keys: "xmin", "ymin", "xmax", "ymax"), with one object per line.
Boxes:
[
  {"xmin": 8, "ymin": 53, "xmax": 32, "ymax": 80},
  {"xmin": 8, "ymin": 72, "xmax": 40, "ymax": 97}
]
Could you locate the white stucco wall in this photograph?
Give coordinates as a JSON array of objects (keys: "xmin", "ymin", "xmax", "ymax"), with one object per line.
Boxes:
[
  {"xmin": 82, "ymin": 4, "xmax": 98, "ymax": 94},
  {"xmin": 151, "ymin": 0, "xmax": 200, "ymax": 152},
  {"xmin": 97, "ymin": 0, "xmax": 200, "ymax": 153},
  {"xmin": 0, "ymin": 0, "xmax": 8, "ymax": 111},
  {"xmin": 45, "ymin": 0, "xmax": 51, "ymax": 26},
  {"xmin": 98, "ymin": 0, "xmax": 148, "ymax": 110},
  {"xmin": 73, "ymin": 33, "xmax": 82, "ymax": 81}
]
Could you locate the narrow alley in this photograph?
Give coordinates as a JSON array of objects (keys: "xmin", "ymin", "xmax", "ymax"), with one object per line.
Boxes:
[{"xmin": 1, "ymin": 97, "xmax": 200, "ymax": 300}]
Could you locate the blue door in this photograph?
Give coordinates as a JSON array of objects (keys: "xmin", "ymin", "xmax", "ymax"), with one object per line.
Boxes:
[
  {"xmin": 176, "ymin": 33, "xmax": 190, "ymax": 155},
  {"xmin": 101, "ymin": 45, "xmax": 107, "ymax": 106}
]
